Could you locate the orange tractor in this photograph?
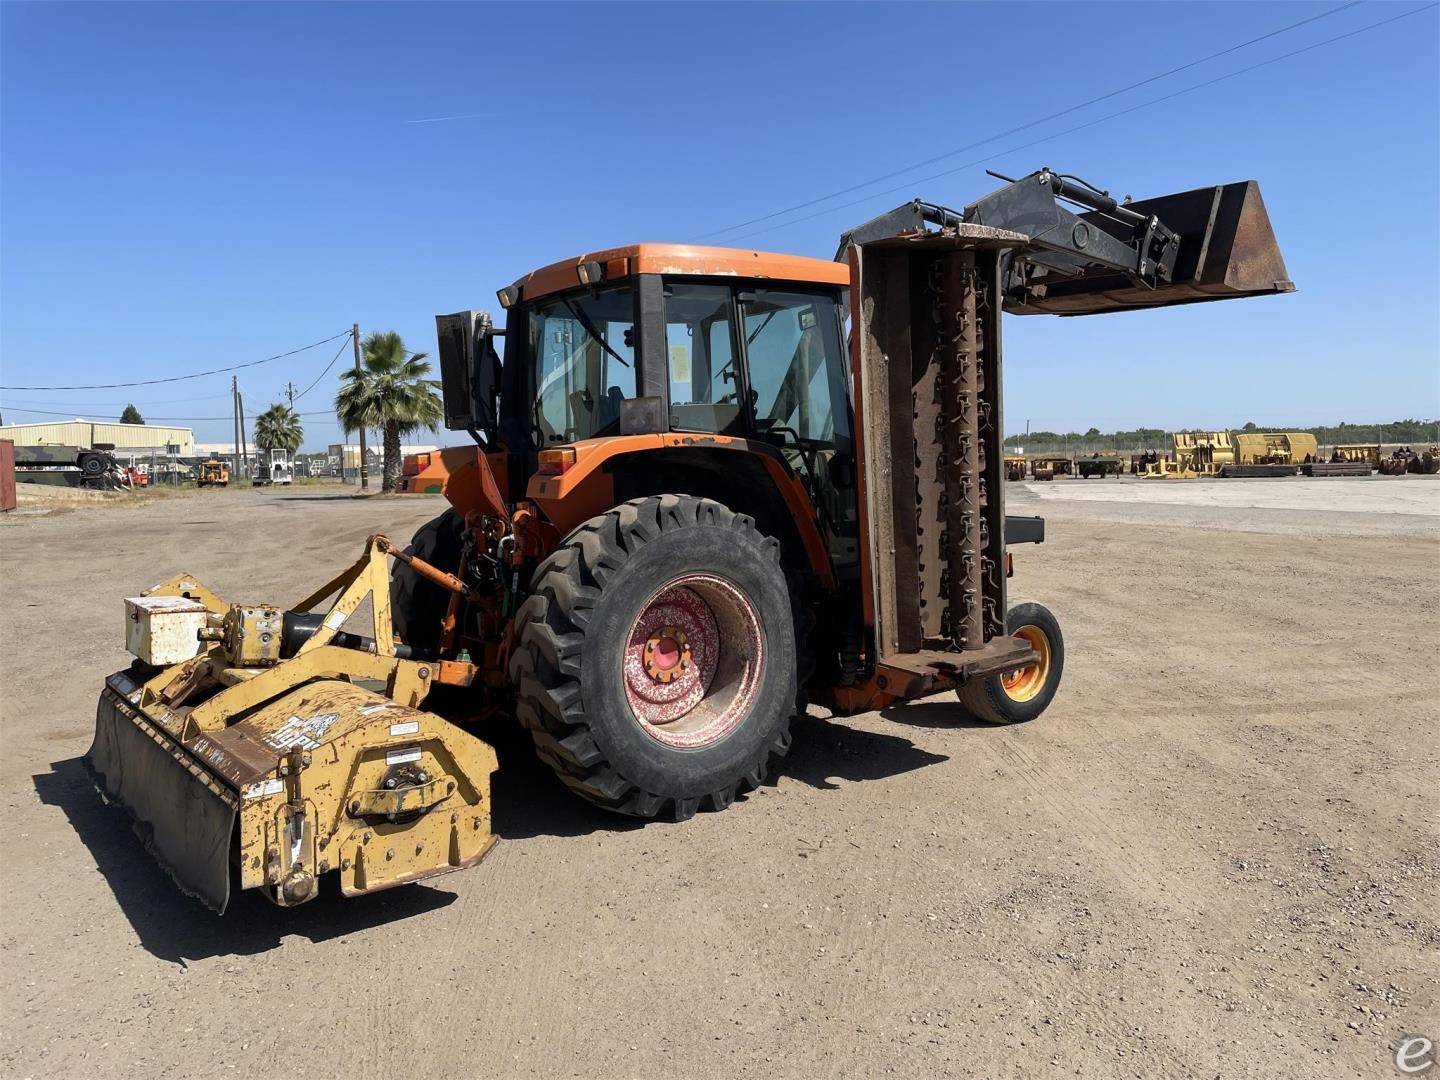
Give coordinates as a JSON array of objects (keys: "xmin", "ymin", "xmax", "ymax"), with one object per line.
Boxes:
[{"xmin": 86, "ymin": 169, "xmax": 1291, "ymax": 909}]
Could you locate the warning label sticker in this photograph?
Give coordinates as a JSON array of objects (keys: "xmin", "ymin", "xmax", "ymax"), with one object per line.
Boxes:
[{"xmin": 264, "ymin": 712, "xmax": 340, "ymax": 751}]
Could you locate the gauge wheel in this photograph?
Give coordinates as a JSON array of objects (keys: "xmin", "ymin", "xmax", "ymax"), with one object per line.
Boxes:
[
  {"xmin": 959, "ymin": 602, "xmax": 1064, "ymax": 725},
  {"xmin": 509, "ymin": 495, "xmax": 799, "ymax": 822}
]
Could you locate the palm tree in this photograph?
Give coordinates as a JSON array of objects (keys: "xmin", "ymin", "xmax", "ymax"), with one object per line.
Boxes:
[
  {"xmin": 254, "ymin": 403, "xmax": 304, "ymax": 454},
  {"xmin": 335, "ymin": 331, "xmax": 443, "ymax": 492}
]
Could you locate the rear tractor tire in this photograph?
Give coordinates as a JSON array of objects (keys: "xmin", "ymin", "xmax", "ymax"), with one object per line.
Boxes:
[
  {"xmin": 509, "ymin": 495, "xmax": 799, "ymax": 822},
  {"xmin": 960, "ymin": 602, "xmax": 1064, "ymax": 725}
]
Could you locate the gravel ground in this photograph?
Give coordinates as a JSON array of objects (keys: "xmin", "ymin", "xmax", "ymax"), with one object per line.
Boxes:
[{"xmin": 1, "ymin": 480, "xmax": 1436, "ymax": 1079}]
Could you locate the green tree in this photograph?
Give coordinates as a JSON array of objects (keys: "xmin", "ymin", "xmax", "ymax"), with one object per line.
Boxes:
[
  {"xmin": 335, "ymin": 331, "xmax": 443, "ymax": 492},
  {"xmin": 254, "ymin": 403, "xmax": 304, "ymax": 454},
  {"xmin": 119, "ymin": 404, "xmax": 144, "ymax": 424}
]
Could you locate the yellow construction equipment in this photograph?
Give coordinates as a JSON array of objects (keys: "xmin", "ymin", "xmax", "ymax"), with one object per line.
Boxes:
[
  {"xmin": 1142, "ymin": 431, "xmax": 1233, "ymax": 477},
  {"xmin": 1030, "ymin": 456, "xmax": 1072, "ymax": 479},
  {"xmin": 196, "ymin": 459, "xmax": 230, "ymax": 488},
  {"xmin": 1175, "ymin": 431, "xmax": 1235, "ymax": 474},
  {"xmin": 1232, "ymin": 431, "xmax": 1318, "ymax": 465},
  {"xmin": 87, "ymin": 537, "xmax": 497, "ymax": 910},
  {"xmin": 1332, "ymin": 443, "xmax": 1381, "ymax": 466}
]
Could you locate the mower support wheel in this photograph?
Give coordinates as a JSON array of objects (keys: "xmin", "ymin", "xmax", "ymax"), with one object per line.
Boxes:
[{"xmin": 959, "ymin": 602, "xmax": 1064, "ymax": 725}]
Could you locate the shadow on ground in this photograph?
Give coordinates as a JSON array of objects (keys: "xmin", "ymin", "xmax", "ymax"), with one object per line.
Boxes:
[
  {"xmin": 272, "ymin": 494, "xmax": 369, "ymax": 502},
  {"xmin": 33, "ymin": 710, "xmax": 957, "ymax": 963},
  {"xmin": 784, "ymin": 712, "xmax": 950, "ymax": 789},
  {"xmin": 487, "ymin": 722, "xmax": 646, "ymax": 842},
  {"xmin": 878, "ymin": 698, "xmax": 994, "ymax": 729},
  {"xmin": 489, "ymin": 710, "xmax": 952, "ymax": 831},
  {"xmin": 34, "ymin": 757, "xmax": 457, "ymax": 966}
]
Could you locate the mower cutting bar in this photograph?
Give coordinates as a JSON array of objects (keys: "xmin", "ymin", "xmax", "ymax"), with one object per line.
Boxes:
[
  {"xmin": 851, "ymin": 224, "xmax": 1029, "ymax": 682},
  {"xmin": 938, "ymin": 253, "xmax": 984, "ymax": 649}
]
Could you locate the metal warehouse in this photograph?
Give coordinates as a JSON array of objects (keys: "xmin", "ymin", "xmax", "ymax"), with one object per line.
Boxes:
[{"xmin": 0, "ymin": 420, "xmax": 195, "ymax": 455}]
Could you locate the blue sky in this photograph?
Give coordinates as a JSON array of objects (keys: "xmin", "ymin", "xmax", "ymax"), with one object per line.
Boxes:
[{"xmin": 2, "ymin": 1, "xmax": 1436, "ymax": 450}]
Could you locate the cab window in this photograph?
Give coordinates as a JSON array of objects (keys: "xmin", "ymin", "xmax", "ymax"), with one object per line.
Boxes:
[
  {"xmin": 742, "ymin": 289, "xmax": 849, "ymax": 449},
  {"xmin": 526, "ymin": 285, "xmax": 635, "ymax": 445},
  {"xmin": 663, "ymin": 283, "xmax": 743, "ymax": 434}
]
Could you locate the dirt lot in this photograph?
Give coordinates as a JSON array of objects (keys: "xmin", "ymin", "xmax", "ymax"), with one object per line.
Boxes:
[{"xmin": 2, "ymin": 479, "xmax": 1436, "ymax": 1079}]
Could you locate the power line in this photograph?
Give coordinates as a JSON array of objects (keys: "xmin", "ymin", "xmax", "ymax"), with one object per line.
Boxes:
[
  {"xmin": 0, "ymin": 330, "xmax": 352, "ymax": 391},
  {"xmin": 1, "ymin": 333, "xmax": 356, "ymax": 420},
  {"xmin": 694, "ymin": 0, "xmax": 1365, "ymax": 241},
  {"xmin": 406, "ymin": 111, "xmax": 491, "ymax": 125},
  {"xmin": 290, "ymin": 331, "xmax": 355, "ymax": 404},
  {"xmin": 0, "ymin": 405, "xmax": 337, "ymax": 422},
  {"xmin": 1, "ymin": 393, "xmax": 234, "ymax": 409},
  {"xmin": 724, "ymin": 1, "xmax": 1438, "ymax": 245}
]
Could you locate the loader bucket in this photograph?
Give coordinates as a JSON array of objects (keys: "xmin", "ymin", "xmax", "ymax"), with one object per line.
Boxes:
[{"xmin": 1006, "ymin": 181, "xmax": 1294, "ymax": 316}]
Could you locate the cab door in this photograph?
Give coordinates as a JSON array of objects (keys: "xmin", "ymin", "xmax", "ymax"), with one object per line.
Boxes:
[{"xmin": 736, "ymin": 287, "xmax": 858, "ymax": 570}]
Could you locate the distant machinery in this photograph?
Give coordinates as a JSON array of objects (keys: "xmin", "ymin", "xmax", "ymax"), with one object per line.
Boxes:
[
  {"xmin": 1227, "ymin": 432, "xmax": 1317, "ymax": 475},
  {"xmin": 1141, "ymin": 431, "xmax": 1234, "ymax": 477}
]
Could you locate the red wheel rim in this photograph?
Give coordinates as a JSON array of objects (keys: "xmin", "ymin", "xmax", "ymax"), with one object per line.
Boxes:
[{"xmin": 622, "ymin": 574, "xmax": 764, "ymax": 749}]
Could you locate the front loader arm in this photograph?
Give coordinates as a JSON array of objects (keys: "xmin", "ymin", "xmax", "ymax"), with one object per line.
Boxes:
[{"xmin": 839, "ymin": 167, "xmax": 1293, "ymax": 316}]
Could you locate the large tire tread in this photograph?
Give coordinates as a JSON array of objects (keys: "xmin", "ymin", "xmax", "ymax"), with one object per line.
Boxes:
[{"xmin": 508, "ymin": 494, "xmax": 800, "ymax": 822}]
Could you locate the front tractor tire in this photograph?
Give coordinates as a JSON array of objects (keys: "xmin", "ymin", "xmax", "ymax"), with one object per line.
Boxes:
[
  {"xmin": 509, "ymin": 495, "xmax": 799, "ymax": 822},
  {"xmin": 959, "ymin": 602, "xmax": 1065, "ymax": 725},
  {"xmin": 390, "ymin": 510, "xmax": 465, "ymax": 654}
]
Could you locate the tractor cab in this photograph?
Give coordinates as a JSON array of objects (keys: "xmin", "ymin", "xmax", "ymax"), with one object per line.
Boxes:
[{"xmin": 436, "ymin": 244, "xmax": 863, "ymax": 572}]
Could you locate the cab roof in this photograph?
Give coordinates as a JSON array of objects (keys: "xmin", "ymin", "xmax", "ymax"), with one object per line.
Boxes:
[{"xmin": 510, "ymin": 243, "xmax": 850, "ymax": 304}]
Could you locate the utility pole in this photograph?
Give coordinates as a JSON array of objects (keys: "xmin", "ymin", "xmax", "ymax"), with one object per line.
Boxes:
[
  {"xmin": 353, "ymin": 323, "xmax": 368, "ymax": 491},
  {"xmin": 286, "ymin": 381, "xmax": 295, "ymax": 410},
  {"xmin": 238, "ymin": 391, "xmax": 249, "ymax": 480},
  {"xmin": 231, "ymin": 375, "xmax": 242, "ymax": 480}
]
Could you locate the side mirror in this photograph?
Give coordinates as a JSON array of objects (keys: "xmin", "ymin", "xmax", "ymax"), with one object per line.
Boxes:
[{"xmin": 435, "ymin": 310, "xmax": 502, "ymax": 440}]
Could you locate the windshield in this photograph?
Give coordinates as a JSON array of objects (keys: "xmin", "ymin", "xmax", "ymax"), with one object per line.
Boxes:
[{"xmin": 526, "ymin": 285, "xmax": 636, "ymax": 445}]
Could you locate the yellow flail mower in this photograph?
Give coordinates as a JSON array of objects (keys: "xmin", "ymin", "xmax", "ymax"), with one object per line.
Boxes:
[{"xmin": 86, "ymin": 537, "xmax": 497, "ymax": 912}]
